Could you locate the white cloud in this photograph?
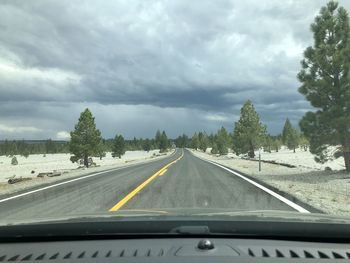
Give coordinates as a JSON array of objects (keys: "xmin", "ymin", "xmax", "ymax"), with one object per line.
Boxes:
[
  {"xmin": 0, "ymin": 124, "xmax": 42, "ymax": 133},
  {"xmin": 0, "ymin": 61, "xmax": 81, "ymax": 84},
  {"xmin": 204, "ymin": 113, "xmax": 229, "ymax": 122},
  {"xmin": 56, "ymin": 131, "xmax": 70, "ymax": 140}
]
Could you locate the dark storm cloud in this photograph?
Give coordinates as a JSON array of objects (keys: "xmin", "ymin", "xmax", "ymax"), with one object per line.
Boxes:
[{"xmin": 1, "ymin": 0, "xmax": 350, "ymax": 139}]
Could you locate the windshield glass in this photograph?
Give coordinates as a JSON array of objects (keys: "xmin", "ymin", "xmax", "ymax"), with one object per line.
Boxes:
[{"xmin": 0, "ymin": 0, "xmax": 350, "ymax": 227}]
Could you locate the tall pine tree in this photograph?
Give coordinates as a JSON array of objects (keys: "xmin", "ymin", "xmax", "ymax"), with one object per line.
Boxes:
[
  {"xmin": 298, "ymin": 1, "xmax": 350, "ymax": 171},
  {"xmin": 69, "ymin": 109, "xmax": 103, "ymax": 167},
  {"xmin": 282, "ymin": 118, "xmax": 293, "ymax": 145},
  {"xmin": 233, "ymin": 100, "xmax": 267, "ymax": 158}
]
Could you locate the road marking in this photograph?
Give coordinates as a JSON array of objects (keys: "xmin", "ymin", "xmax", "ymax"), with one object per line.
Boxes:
[
  {"xmin": 158, "ymin": 169, "xmax": 167, "ymax": 176},
  {"xmin": 0, "ymin": 150, "xmax": 177, "ymax": 204},
  {"xmin": 109, "ymin": 150, "xmax": 184, "ymax": 212},
  {"xmin": 193, "ymin": 153, "xmax": 310, "ymax": 213}
]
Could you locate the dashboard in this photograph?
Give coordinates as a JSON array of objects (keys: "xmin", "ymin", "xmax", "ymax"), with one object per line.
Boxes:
[{"xmin": 1, "ymin": 238, "xmax": 350, "ymax": 262}]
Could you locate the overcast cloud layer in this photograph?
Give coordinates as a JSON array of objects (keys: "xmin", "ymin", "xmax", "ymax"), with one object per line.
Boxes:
[{"xmin": 1, "ymin": 0, "xmax": 350, "ymax": 140}]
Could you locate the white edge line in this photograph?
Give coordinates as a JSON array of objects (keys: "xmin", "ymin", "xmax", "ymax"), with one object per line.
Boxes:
[
  {"xmin": 191, "ymin": 152, "xmax": 310, "ymax": 213},
  {"xmin": 0, "ymin": 149, "xmax": 178, "ymax": 204}
]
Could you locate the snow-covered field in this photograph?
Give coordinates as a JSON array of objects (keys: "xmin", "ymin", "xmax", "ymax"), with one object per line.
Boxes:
[
  {"xmin": 191, "ymin": 149, "xmax": 350, "ymax": 216},
  {"xmin": 0, "ymin": 150, "xmax": 173, "ymax": 195},
  {"xmin": 258, "ymin": 147, "xmax": 345, "ymax": 171}
]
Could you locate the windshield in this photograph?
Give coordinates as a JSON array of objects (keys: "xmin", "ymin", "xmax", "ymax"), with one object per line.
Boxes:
[{"xmin": 0, "ymin": 0, "xmax": 350, "ymax": 229}]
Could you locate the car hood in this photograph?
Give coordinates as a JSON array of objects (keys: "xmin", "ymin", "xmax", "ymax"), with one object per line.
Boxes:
[{"xmin": 2, "ymin": 208, "xmax": 350, "ymax": 226}]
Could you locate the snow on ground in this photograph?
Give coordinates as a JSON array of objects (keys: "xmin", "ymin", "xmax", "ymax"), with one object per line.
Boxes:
[
  {"xmin": 0, "ymin": 150, "xmax": 174, "ymax": 196},
  {"xmin": 191, "ymin": 149, "xmax": 350, "ymax": 216},
  {"xmin": 257, "ymin": 147, "xmax": 345, "ymax": 171}
]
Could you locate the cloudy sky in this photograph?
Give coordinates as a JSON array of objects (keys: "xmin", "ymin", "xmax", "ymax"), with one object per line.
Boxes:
[{"xmin": 1, "ymin": 0, "xmax": 350, "ymax": 140}]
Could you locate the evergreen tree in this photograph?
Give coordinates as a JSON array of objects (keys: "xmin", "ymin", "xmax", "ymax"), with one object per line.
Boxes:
[
  {"xmin": 297, "ymin": 1, "xmax": 350, "ymax": 171},
  {"xmin": 191, "ymin": 132, "xmax": 199, "ymax": 149},
  {"xmin": 216, "ymin": 127, "xmax": 230, "ymax": 155},
  {"xmin": 97, "ymin": 140, "xmax": 107, "ymax": 160},
  {"xmin": 198, "ymin": 132, "xmax": 209, "ymax": 152},
  {"xmin": 175, "ymin": 134, "xmax": 189, "ymax": 148},
  {"xmin": 282, "ymin": 118, "xmax": 293, "ymax": 145},
  {"xmin": 45, "ymin": 139, "xmax": 57, "ymax": 154},
  {"xmin": 22, "ymin": 148, "xmax": 30, "ymax": 158},
  {"xmin": 155, "ymin": 130, "xmax": 162, "ymax": 149},
  {"xmin": 262, "ymin": 135, "xmax": 273, "ymax": 153},
  {"xmin": 7, "ymin": 141, "xmax": 18, "ymax": 156},
  {"xmin": 272, "ymin": 137, "xmax": 282, "ymax": 152},
  {"xmin": 282, "ymin": 118, "xmax": 300, "ymax": 152},
  {"xmin": 299, "ymin": 135, "xmax": 310, "ymax": 151},
  {"xmin": 286, "ymin": 128, "xmax": 299, "ymax": 153},
  {"xmin": 232, "ymin": 100, "xmax": 267, "ymax": 158},
  {"xmin": 112, "ymin": 134, "xmax": 125, "ymax": 158},
  {"xmin": 11, "ymin": 156, "xmax": 18, "ymax": 165},
  {"xmin": 143, "ymin": 138, "xmax": 152, "ymax": 152},
  {"xmin": 159, "ymin": 131, "xmax": 169, "ymax": 152},
  {"xmin": 211, "ymin": 143, "xmax": 218, "ymax": 154},
  {"xmin": 69, "ymin": 108, "xmax": 103, "ymax": 167}
]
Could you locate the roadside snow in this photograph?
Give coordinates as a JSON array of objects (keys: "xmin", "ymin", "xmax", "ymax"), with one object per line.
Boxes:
[
  {"xmin": 191, "ymin": 149, "xmax": 350, "ymax": 216},
  {"xmin": 257, "ymin": 147, "xmax": 345, "ymax": 171},
  {"xmin": 0, "ymin": 150, "xmax": 174, "ymax": 196}
]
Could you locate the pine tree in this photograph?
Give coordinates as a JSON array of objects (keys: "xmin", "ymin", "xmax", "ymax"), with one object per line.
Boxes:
[
  {"xmin": 282, "ymin": 118, "xmax": 293, "ymax": 145},
  {"xmin": 191, "ymin": 132, "xmax": 199, "ymax": 149},
  {"xmin": 286, "ymin": 128, "xmax": 299, "ymax": 153},
  {"xmin": 216, "ymin": 127, "xmax": 230, "ymax": 155},
  {"xmin": 112, "ymin": 134, "xmax": 125, "ymax": 158},
  {"xmin": 262, "ymin": 135, "xmax": 273, "ymax": 153},
  {"xmin": 97, "ymin": 140, "xmax": 107, "ymax": 160},
  {"xmin": 232, "ymin": 100, "xmax": 267, "ymax": 158},
  {"xmin": 45, "ymin": 139, "xmax": 57, "ymax": 154},
  {"xmin": 297, "ymin": 1, "xmax": 350, "ymax": 171},
  {"xmin": 272, "ymin": 137, "xmax": 282, "ymax": 152},
  {"xmin": 11, "ymin": 156, "xmax": 18, "ymax": 165},
  {"xmin": 155, "ymin": 130, "xmax": 162, "ymax": 149},
  {"xmin": 69, "ymin": 108, "xmax": 103, "ymax": 167},
  {"xmin": 211, "ymin": 143, "xmax": 219, "ymax": 154},
  {"xmin": 159, "ymin": 131, "xmax": 169, "ymax": 153},
  {"xmin": 282, "ymin": 118, "xmax": 299, "ymax": 152},
  {"xmin": 198, "ymin": 132, "xmax": 209, "ymax": 152},
  {"xmin": 22, "ymin": 148, "xmax": 30, "ymax": 158},
  {"xmin": 175, "ymin": 134, "xmax": 189, "ymax": 148},
  {"xmin": 299, "ymin": 135, "xmax": 310, "ymax": 151},
  {"xmin": 143, "ymin": 138, "xmax": 151, "ymax": 152}
]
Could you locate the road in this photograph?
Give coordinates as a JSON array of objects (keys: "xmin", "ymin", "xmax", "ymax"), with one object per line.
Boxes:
[{"xmin": 0, "ymin": 149, "xmax": 304, "ymax": 221}]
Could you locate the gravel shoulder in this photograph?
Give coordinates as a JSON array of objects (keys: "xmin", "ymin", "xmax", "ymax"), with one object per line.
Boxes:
[
  {"xmin": 190, "ymin": 149, "xmax": 350, "ymax": 216},
  {"xmin": 0, "ymin": 150, "xmax": 175, "ymax": 197}
]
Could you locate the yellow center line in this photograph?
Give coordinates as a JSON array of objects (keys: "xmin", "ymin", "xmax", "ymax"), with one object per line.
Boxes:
[
  {"xmin": 109, "ymin": 150, "xmax": 184, "ymax": 212},
  {"xmin": 158, "ymin": 169, "xmax": 167, "ymax": 176}
]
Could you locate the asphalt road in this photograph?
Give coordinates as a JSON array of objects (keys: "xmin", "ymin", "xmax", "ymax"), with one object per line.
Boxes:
[{"xmin": 0, "ymin": 149, "xmax": 297, "ymax": 221}]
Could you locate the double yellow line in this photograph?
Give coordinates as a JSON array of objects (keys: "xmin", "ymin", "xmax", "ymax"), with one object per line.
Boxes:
[{"xmin": 109, "ymin": 150, "xmax": 184, "ymax": 212}]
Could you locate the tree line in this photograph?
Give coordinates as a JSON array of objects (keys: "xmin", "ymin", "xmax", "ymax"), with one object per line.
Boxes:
[
  {"xmin": 0, "ymin": 139, "xmax": 69, "ymax": 157},
  {"xmin": 174, "ymin": 100, "xmax": 309, "ymax": 158},
  {"xmin": 0, "ymin": 128, "xmax": 171, "ymax": 161}
]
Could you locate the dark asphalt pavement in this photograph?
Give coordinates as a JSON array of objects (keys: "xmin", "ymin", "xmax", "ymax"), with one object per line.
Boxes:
[{"xmin": 0, "ymin": 149, "xmax": 295, "ymax": 221}]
